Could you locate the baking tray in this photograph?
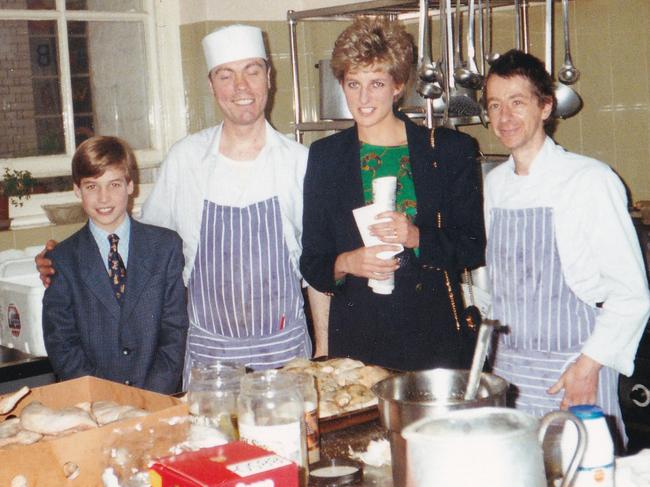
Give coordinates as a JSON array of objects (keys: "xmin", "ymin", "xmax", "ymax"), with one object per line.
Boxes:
[
  {"xmin": 312, "ymin": 357, "xmax": 397, "ymax": 434},
  {"xmin": 319, "ymin": 402, "xmax": 380, "ymax": 434}
]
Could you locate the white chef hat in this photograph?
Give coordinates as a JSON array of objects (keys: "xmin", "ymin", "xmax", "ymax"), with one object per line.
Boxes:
[{"xmin": 202, "ymin": 25, "xmax": 267, "ymax": 73}]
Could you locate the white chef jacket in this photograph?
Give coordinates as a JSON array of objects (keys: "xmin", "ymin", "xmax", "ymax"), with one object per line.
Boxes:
[
  {"xmin": 484, "ymin": 137, "xmax": 650, "ymax": 376},
  {"xmin": 140, "ymin": 121, "xmax": 308, "ymax": 285}
]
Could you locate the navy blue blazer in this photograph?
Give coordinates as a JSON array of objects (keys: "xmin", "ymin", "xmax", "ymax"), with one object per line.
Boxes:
[
  {"xmin": 301, "ymin": 117, "xmax": 486, "ymax": 294},
  {"xmin": 42, "ymin": 219, "xmax": 188, "ymax": 394}
]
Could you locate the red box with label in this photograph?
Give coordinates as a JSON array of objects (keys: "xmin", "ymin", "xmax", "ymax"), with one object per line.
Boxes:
[{"xmin": 149, "ymin": 441, "xmax": 299, "ymax": 487}]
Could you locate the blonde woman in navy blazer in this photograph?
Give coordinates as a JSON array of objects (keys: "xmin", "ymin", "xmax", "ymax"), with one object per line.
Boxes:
[{"xmin": 300, "ymin": 17, "xmax": 485, "ymax": 370}]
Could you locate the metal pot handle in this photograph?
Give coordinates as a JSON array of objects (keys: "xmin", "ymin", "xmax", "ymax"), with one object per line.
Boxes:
[{"xmin": 538, "ymin": 411, "xmax": 587, "ymax": 487}]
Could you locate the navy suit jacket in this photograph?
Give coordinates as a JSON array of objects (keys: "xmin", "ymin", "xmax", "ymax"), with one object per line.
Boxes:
[
  {"xmin": 300, "ymin": 117, "xmax": 486, "ymax": 294},
  {"xmin": 42, "ymin": 219, "xmax": 188, "ymax": 394}
]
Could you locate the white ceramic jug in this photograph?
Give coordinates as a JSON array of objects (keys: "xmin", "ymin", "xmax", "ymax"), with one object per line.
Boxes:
[{"xmin": 401, "ymin": 407, "xmax": 586, "ymax": 487}]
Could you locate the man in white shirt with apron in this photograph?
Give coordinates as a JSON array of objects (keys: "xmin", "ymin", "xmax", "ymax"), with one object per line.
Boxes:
[
  {"xmin": 140, "ymin": 25, "xmax": 328, "ymax": 383},
  {"xmin": 483, "ymin": 49, "xmax": 650, "ymax": 447}
]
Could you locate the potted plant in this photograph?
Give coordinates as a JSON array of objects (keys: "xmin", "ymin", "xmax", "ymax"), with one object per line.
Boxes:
[{"xmin": 0, "ymin": 168, "xmax": 37, "ymax": 230}]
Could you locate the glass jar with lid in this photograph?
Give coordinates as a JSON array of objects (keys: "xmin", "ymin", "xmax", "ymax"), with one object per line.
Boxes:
[
  {"xmin": 238, "ymin": 370, "xmax": 307, "ymax": 479},
  {"xmin": 187, "ymin": 360, "xmax": 245, "ymax": 442}
]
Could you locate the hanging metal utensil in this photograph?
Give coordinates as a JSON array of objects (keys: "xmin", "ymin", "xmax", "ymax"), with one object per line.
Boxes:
[
  {"xmin": 417, "ymin": 0, "xmax": 436, "ymax": 83},
  {"xmin": 452, "ymin": 0, "xmax": 466, "ymax": 85},
  {"xmin": 476, "ymin": 0, "xmax": 489, "ymax": 127},
  {"xmin": 485, "ymin": 0, "xmax": 499, "ymax": 65},
  {"xmin": 477, "ymin": 0, "xmax": 485, "ymax": 75},
  {"xmin": 433, "ymin": 0, "xmax": 450, "ymax": 124},
  {"xmin": 464, "ymin": 320, "xmax": 501, "ymax": 401},
  {"xmin": 521, "ymin": 0, "xmax": 529, "ymax": 53},
  {"xmin": 545, "ymin": 0, "xmax": 582, "ymax": 119},
  {"xmin": 447, "ymin": 0, "xmax": 482, "ymax": 118},
  {"xmin": 445, "ymin": 0, "xmax": 456, "ymax": 94},
  {"xmin": 544, "ymin": 0, "xmax": 553, "ymax": 74},
  {"xmin": 558, "ymin": 0, "xmax": 580, "ymax": 84},
  {"xmin": 416, "ymin": 0, "xmax": 443, "ymax": 99},
  {"xmin": 466, "ymin": 0, "xmax": 482, "ymax": 82},
  {"xmin": 514, "ymin": 0, "xmax": 521, "ymax": 50},
  {"xmin": 456, "ymin": 0, "xmax": 483, "ymax": 90},
  {"xmin": 442, "ymin": 0, "xmax": 458, "ymax": 126}
]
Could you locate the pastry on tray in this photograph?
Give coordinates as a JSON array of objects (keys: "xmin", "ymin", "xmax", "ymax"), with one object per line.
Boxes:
[{"xmin": 281, "ymin": 357, "xmax": 391, "ymax": 419}]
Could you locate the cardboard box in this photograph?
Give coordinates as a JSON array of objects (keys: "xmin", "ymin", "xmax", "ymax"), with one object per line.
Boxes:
[
  {"xmin": 149, "ymin": 441, "xmax": 299, "ymax": 487},
  {"xmin": 0, "ymin": 376, "xmax": 188, "ymax": 486}
]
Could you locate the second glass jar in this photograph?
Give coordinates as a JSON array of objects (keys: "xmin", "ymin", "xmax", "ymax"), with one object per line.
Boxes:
[{"xmin": 238, "ymin": 370, "xmax": 308, "ymax": 479}]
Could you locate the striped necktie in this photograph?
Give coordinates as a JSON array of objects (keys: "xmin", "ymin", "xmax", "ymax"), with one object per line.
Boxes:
[{"xmin": 107, "ymin": 233, "xmax": 127, "ymax": 303}]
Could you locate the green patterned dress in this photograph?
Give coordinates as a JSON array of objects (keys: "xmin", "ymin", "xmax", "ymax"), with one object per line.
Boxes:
[{"xmin": 360, "ymin": 142, "xmax": 417, "ymax": 219}]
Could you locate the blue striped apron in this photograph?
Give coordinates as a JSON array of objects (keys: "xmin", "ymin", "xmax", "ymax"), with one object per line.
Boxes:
[
  {"xmin": 487, "ymin": 207, "xmax": 626, "ymax": 447},
  {"xmin": 183, "ymin": 197, "xmax": 310, "ymax": 385}
]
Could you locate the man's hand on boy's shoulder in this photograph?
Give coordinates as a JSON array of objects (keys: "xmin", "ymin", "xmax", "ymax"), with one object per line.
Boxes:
[{"xmin": 35, "ymin": 239, "xmax": 58, "ymax": 288}]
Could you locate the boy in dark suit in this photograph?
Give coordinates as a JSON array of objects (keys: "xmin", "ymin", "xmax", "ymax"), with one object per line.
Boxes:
[{"xmin": 42, "ymin": 136, "xmax": 188, "ymax": 394}]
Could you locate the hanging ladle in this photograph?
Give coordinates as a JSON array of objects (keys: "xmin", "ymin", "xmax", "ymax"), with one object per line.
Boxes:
[
  {"xmin": 416, "ymin": 0, "xmax": 435, "ymax": 84},
  {"xmin": 557, "ymin": 0, "xmax": 580, "ymax": 84},
  {"xmin": 416, "ymin": 0, "xmax": 443, "ymax": 98},
  {"xmin": 545, "ymin": 0, "xmax": 582, "ymax": 119},
  {"xmin": 464, "ymin": 319, "xmax": 501, "ymax": 401},
  {"xmin": 452, "ymin": 0, "xmax": 467, "ymax": 85},
  {"xmin": 455, "ymin": 0, "xmax": 483, "ymax": 91},
  {"xmin": 484, "ymin": 0, "xmax": 499, "ymax": 65}
]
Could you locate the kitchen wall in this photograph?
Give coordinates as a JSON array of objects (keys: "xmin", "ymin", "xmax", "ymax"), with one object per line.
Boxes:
[{"xmin": 181, "ymin": 0, "xmax": 650, "ymax": 203}]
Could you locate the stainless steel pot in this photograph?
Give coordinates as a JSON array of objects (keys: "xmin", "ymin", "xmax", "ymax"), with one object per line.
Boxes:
[
  {"xmin": 402, "ymin": 407, "xmax": 586, "ymax": 487},
  {"xmin": 318, "ymin": 60, "xmax": 424, "ymax": 120},
  {"xmin": 371, "ymin": 368, "xmax": 508, "ymax": 487}
]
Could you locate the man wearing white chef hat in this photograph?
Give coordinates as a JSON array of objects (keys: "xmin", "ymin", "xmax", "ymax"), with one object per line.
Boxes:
[
  {"xmin": 142, "ymin": 24, "xmax": 330, "ymax": 382},
  {"xmin": 37, "ymin": 24, "xmax": 330, "ymax": 383}
]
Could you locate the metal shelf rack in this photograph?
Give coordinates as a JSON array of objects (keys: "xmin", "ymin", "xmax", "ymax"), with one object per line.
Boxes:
[
  {"xmin": 288, "ymin": 0, "xmax": 517, "ymax": 21},
  {"xmin": 287, "ymin": 0, "xmax": 529, "ymax": 142}
]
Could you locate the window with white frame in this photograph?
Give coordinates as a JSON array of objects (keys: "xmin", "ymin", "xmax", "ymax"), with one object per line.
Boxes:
[{"xmin": 0, "ymin": 0, "xmax": 185, "ymax": 227}]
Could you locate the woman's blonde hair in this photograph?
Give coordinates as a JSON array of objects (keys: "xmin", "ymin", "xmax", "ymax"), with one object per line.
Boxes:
[{"xmin": 330, "ymin": 16, "xmax": 414, "ymax": 85}]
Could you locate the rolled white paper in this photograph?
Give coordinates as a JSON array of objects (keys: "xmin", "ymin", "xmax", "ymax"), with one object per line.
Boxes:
[
  {"xmin": 372, "ymin": 176, "xmax": 397, "ymax": 212},
  {"xmin": 352, "ymin": 202, "xmax": 402, "ymax": 295}
]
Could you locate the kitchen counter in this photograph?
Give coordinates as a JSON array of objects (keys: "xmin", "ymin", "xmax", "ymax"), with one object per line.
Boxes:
[
  {"xmin": 319, "ymin": 418, "xmax": 393, "ymax": 486},
  {"xmin": 0, "ymin": 345, "xmax": 54, "ymax": 394}
]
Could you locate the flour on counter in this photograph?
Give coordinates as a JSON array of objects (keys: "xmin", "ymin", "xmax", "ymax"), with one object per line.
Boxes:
[
  {"xmin": 186, "ymin": 423, "xmax": 229, "ymax": 450},
  {"xmin": 348, "ymin": 438, "xmax": 391, "ymax": 467}
]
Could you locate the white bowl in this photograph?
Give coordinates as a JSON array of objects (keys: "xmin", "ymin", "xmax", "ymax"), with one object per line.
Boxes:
[{"xmin": 41, "ymin": 202, "xmax": 87, "ymax": 225}]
